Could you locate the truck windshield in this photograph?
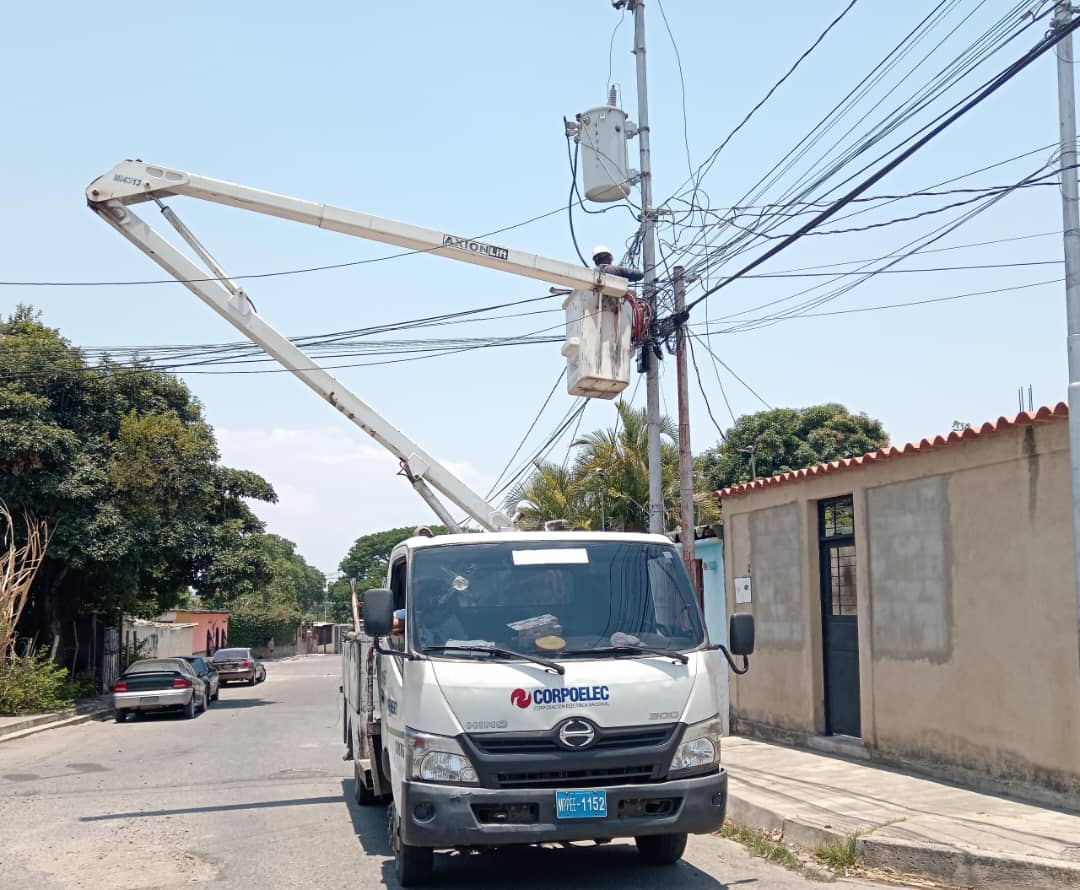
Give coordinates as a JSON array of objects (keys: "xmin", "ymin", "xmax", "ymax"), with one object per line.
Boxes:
[{"xmin": 408, "ymin": 541, "xmax": 704, "ymax": 657}]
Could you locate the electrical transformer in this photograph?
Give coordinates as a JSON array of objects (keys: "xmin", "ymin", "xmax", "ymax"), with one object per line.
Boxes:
[{"xmin": 578, "ymin": 104, "xmax": 631, "ymax": 203}]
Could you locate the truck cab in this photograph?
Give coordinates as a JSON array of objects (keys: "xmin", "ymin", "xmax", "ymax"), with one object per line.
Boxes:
[{"xmin": 345, "ymin": 531, "xmax": 754, "ymax": 886}]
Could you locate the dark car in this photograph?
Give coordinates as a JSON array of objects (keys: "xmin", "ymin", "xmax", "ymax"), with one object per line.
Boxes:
[
  {"xmin": 180, "ymin": 655, "xmax": 220, "ymax": 702},
  {"xmin": 112, "ymin": 658, "xmax": 208, "ymax": 722},
  {"xmin": 210, "ymin": 647, "xmax": 266, "ymax": 686}
]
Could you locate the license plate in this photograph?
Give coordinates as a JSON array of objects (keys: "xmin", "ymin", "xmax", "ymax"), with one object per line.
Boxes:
[
  {"xmin": 139, "ymin": 696, "xmax": 159, "ymax": 705},
  {"xmin": 555, "ymin": 789, "xmax": 607, "ymax": 820}
]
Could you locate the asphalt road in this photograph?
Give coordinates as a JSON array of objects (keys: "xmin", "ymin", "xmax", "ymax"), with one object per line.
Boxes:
[{"xmin": 0, "ymin": 656, "xmax": 893, "ymax": 889}]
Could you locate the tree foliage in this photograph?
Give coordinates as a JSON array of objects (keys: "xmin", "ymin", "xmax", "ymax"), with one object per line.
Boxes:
[
  {"xmin": 503, "ymin": 401, "xmax": 719, "ymax": 532},
  {"xmin": 0, "ymin": 307, "xmax": 307, "ymax": 665},
  {"xmin": 697, "ymin": 404, "xmax": 889, "ymax": 492},
  {"xmin": 339, "ymin": 525, "xmax": 449, "ymax": 591}
]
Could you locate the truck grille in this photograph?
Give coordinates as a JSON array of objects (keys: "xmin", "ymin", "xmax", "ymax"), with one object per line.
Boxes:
[
  {"xmin": 470, "ymin": 723, "xmax": 676, "ymax": 755},
  {"xmin": 495, "ymin": 764, "xmax": 655, "ymax": 789}
]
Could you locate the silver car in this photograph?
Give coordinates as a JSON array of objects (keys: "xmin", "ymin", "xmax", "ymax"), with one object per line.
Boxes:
[
  {"xmin": 210, "ymin": 647, "xmax": 266, "ymax": 686},
  {"xmin": 113, "ymin": 658, "xmax": 208, "ymax": 722}
]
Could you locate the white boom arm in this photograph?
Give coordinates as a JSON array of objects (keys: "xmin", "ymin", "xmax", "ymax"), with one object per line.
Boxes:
[{"xmin": 85, "ymin": 160, "xmax": 630, "ymax": 531}]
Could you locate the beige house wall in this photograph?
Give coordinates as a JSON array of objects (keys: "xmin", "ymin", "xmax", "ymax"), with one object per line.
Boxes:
[{"xmin": 722, "ymin": 417, "xmax": 1080, "ymax": 797}]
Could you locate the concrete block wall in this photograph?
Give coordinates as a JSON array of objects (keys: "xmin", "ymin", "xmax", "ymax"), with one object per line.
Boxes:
[{"xmin": 723, "ymin": 418, "xmax": 1080, "ymax": 799}]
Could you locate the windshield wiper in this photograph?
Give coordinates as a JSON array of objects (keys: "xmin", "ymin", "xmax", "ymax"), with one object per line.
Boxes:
[
  {"xmin": 560, "ymin": 645, "xmax": 689, "ymax": 665},
  {"xmin": 421, "ymin": 645, "xmax": 565, "ymax": 675}
]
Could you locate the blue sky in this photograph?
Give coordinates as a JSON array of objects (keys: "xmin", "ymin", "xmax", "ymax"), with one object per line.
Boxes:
[{"xmin": 1, "ymin": 1, "xmax": 1070, "ymax": 572}]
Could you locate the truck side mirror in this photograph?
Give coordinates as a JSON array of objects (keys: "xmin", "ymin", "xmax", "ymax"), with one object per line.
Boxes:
[
  {"xmin": 729, "ymin": 613, "xmax": 755, "ymax": 656},
  {"xmin": 362, "ymin": 589, "xmax": 394, "ymax": 636}
]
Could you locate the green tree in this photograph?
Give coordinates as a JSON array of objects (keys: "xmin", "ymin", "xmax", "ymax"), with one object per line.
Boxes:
[
  {"xmin": 339, "ymin": 525, "xmax": 448, "ymax": 591},
  {"xmin": 697, "ymin": 404, "xmax": 889, "ymax": 492},
  {"xmin": 257, "ymin": 533, "xmax": 326, "ymax": 615},
  {"xmin": 0, "ymin": 307, "xmax": 278, "ymax": 662},
  {"xmin": 503, "ymin": 463, "xmax": 588, "ymax": 531},
  {"xmin": 502, "ymin": 401, "xmax": 707, "ymax": 533}
]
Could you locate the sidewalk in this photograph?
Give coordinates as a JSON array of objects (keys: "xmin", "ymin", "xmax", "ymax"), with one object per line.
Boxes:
[
  {"xmin": 723, "ymin": 736, "xmax": 1080, "ymax": 888},
  {"xmin": 0, "ymin": 695, "xmax": 112, "ymax": 744}
]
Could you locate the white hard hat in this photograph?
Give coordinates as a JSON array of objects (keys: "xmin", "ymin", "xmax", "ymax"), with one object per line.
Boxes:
[{"xmin": 592, "ymin": 244, "xmax": 613, "ymax": 260}]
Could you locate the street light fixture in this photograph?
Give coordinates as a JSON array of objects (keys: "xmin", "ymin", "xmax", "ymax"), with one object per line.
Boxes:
[{"xmin": 738, "ymin": 445, "xmax": 757, "ymax": 481}]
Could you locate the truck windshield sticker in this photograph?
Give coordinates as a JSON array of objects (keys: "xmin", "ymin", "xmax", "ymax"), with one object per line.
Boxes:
[{"xmin": 512, "ymin": 549, "xmax": 589, "ymax": 566}]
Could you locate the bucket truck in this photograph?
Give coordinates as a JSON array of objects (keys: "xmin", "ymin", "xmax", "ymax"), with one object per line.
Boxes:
[{"xmin": 86, "ymin": 161, "xmax": 755, "ymax": 885}]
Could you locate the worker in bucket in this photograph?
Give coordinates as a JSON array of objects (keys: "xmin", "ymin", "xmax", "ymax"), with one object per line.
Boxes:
[{"xmin": 592, "ymin": 244, "xmax": 644, "ymax": 282}]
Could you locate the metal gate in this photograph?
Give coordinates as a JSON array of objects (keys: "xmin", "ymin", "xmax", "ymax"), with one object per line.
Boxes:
[
  {"xmin": 818, "ymin": 497, "xmax": 861, "ymax": 737},
  {"xmin": 100, "ymin": 625, "xmax": 121, "ymax": 694}
]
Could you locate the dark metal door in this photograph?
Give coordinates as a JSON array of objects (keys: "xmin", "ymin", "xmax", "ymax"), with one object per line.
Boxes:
[{"xmin": 819, "ymin": 497, "xmax": 861, "ymax": 737}]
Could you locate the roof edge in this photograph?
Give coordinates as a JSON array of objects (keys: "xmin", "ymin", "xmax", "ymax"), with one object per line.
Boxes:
[{"xmin": 717, "ymin": 402, "xmax": 1068, "ymax": 499}]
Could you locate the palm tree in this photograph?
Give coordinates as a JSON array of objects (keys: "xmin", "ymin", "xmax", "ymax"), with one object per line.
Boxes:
[
  {"xmin": 503, "ymin": 401, "xmax": 718, "ymax": 534},
  {"xmin": 572, "ymin": 401, "xmax": 681, "ymax": 532},
  {"xmin": 503, "ymin": 462, "xmax": 587, "ymax": 530}
]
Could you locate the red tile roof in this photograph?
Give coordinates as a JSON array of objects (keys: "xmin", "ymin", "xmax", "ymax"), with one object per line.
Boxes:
[{"xmin": 717, "ymin": 402, "xmax": 1069, "ymax": 499}]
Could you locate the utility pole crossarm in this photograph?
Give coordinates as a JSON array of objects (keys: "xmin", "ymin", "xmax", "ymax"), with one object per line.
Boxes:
[{"xmin": 86, "ymin": 160, "xmax": 630, "ymax": 297}]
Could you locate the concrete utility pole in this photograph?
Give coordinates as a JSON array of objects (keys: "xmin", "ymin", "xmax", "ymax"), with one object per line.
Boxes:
[
  {"xmin": 674, "ymin": 267, "xmax": 697, "ymax": 594},
  {"xmin": 629, "ymin": 0, "xmax": 665, "ymax": 535},
  {"xmin": 1054, "ymin": 0, "xmax": 1080, "ymax": 669}
]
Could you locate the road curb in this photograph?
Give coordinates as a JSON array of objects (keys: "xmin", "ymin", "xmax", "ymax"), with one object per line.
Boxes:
[
  {"xmin": 0, "ymin": 702, "xmax": 112, "ymax": 744},
  {"xmin": 726, "ymin": 791, "xmax": 1080, "ymax": 889}
]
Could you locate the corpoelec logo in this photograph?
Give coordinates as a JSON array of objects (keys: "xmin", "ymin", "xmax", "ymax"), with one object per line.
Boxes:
[{"xmin": 510, "ymin": 686, "xmax": 610, "ymax": 711}]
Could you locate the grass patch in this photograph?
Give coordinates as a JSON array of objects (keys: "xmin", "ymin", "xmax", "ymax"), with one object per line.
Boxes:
[
  {"xmin": 814, "ymin": 835, "xmax": 860, "ymax": 871},
  {"xmin": 718, "ymin": 822, "xmax": 833, "ymax": 882}
]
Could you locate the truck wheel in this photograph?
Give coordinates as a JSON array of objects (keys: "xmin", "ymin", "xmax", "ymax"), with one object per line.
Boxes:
[
  {"xmin": 353, "ymin": 761, "xmax": 379, "ymax": 806},
  {"xmin": 389, "ymin": 802, "xmax": 433, "ymax": 886},
  {"xmin": 114, "ymin": 710, "xmax": 127, "ymax": 723},
  {"xmin": 635, "ymin": 833, "xmax": 688, "ymax": 865}
]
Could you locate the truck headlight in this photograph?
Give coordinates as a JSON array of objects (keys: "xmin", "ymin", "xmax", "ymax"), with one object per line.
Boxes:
[
  {"xmin": 669, "ymin": 715, "xmax": 721, "ymax": 777},
  {"xmin": 406, "ymin": 728, "xmax": 478, "ymax": 785}
]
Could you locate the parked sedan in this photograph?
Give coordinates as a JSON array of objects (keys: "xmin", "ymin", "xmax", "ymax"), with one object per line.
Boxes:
[
  {"xmin": 113, "ymin": 658, "xmax": 208, "ymax": 722},
  {"xmin": 210, "ymin": 647, "xmax": 266, "ymax": 686},
  {"xmin": 180, "ymin": 655, "xmax": 220, "ymax": 702}
]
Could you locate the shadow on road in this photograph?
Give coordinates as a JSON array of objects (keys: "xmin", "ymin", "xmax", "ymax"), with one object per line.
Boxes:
[
  {"xmin": 80, "ymin": 794, "xmax": 343, "ymax": 821},
  {"xmin": 340, "ymin": 780, "xmax": 740, "ymax": 889},
  {"xmin": 206, "ymin": 699, "xmax": 275, "ymax": 710}
]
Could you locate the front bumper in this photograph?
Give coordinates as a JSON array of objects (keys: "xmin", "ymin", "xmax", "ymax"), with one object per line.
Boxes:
[
  {"xmin": 113, "ymin": 688, "xmax": 192, "ymax": 711},
  {"xmin": 400, "ymin": 770, "xmax": 727, "ymax": 848}
]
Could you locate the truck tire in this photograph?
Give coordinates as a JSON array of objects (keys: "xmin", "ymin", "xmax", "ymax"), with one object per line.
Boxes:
[
  {"xmin": 635, "ymin": 833, "xmax": 688, "ymax": 865},
  {"xmin": 389, "ymin": 802, "xmax": 433, "ymax": 886},
  {"xmin": 353, "ymin": 760, "xmax": 379, "ymax": 806},
  {"xmin": 114, "ymin": 710, "xmax": 127, "ymax": 723}
]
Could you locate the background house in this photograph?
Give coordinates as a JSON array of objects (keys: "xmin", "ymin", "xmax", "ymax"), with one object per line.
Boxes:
[
  {"xmin": 159, "ymin": 609, "xmax": 230, "ymax": 656},
  {"xmin": 720, "ymin": 403, "xmax": 1080, "ymax": 802},
  {"xmin": 122, "ymin": 617, "xmax": 196, "ymax": 660}
]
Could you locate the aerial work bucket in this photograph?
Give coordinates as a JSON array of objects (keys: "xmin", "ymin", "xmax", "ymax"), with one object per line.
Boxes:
[{"xmin": 562, "ymin": 290, "xmax": 632, "ymax": 399}]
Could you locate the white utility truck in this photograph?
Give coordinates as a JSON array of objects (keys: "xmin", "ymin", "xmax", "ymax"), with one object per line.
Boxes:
[
  {"xmin": 346, "ymin": 531, "xmax": 754, "ymax": 885},
  {"xmin": 86, "ymin": 160, "xmax": 755, "ymax": 885}
]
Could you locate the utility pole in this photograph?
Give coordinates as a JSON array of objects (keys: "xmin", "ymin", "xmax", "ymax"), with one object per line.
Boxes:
[
  {"xmin": 1054, "ymin": 0, "xmax": 1080, "ymax": 669},
  {"xmin": 674, "ymin": 266, "xmax": 698, "ymax": 598},
  {"xmin": 629, "ymin": 0, "xmax": 665, "ymax": 535}
]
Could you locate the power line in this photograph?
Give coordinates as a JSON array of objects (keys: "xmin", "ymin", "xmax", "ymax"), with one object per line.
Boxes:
[
  {"xmin": 689, "ymin": 333, "xmax": 773, "ymax": 410},
  {"xmin": 486, "ymin": 369, "xmax": 567, "ymax": 501},
  {"xmin": 0, "ymin": 203, "xmax": 572, "ymax": 288},
  {"xmin": 687, "ymin": 335, "xmax": 729, "ymax": 441},
  {"xmin": 680, "ymin": 15, "xmax": 1080, "ymax": 316},
  {"xmin": 675, "ymin": 0, "xmax": 861, "ymax": 198},
  {"xmin": 695, "ymin": 277, "xmax": 1062, "ymax": 330}
]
